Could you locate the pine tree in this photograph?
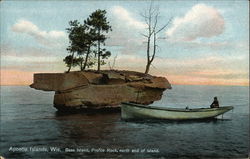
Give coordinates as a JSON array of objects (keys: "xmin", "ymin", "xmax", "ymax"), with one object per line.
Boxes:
[
  {"xmin": 85, "ymin": 9, "xmax": 112, "ymax": 72},
  {"xmin": 64, "ymin": 20, "xmax": 96, "ymax": 72}
]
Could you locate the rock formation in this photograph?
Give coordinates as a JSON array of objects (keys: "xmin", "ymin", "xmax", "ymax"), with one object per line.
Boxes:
[{"xmin": 30, "ymin": 70, "xmax": 171, "ymax": 111}]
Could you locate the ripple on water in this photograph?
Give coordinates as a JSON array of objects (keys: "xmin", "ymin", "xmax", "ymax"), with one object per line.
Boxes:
[{"xmin": 1, "ymin": 86, "xmax": 249, "ymax": 158}]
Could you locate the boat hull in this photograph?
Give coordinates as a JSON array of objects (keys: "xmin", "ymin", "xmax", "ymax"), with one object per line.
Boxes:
[{"xmin": 121, "ymin": 102, "xmax": 233, "ymax": 120}]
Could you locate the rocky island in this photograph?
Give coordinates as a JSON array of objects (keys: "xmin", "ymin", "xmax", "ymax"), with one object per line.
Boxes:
[
  {"xmin": 30, "ymin": 70, "xmax": 171, "ymax": 111},
  {"xmin": 28, "ymin": 9, "xmax": 173, "ymax": 112}
]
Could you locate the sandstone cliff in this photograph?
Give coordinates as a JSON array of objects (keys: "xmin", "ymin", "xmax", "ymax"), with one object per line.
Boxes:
[{"xmin": 30, "ymin": 70, "xmax": 171, "ymax": 111}]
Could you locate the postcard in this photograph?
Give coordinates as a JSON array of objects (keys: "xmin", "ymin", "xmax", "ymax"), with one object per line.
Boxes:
[{"xmin": 0, "ymin": 0, "xmax": 249, "ymax": 158}]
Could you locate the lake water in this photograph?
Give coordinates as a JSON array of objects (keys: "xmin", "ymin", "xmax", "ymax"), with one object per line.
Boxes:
[{"xmin": 0, "ymin": 85, "xmax": 249, "ymax": 158}]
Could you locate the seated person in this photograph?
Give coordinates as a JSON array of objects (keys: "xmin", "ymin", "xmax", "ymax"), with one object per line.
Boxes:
[{"xmin": 210, "ymin": 97, "xmax": 219, "ymax": 108}]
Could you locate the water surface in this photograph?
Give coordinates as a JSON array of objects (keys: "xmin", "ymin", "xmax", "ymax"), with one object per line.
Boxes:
[{"xmin": 0, "ymin": 85, "xmax": 249, "ymax": 158}]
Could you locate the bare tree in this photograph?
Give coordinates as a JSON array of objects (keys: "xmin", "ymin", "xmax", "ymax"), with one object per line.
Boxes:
[
  {"xmin": 108, "ymin": 54, "xmax": 118, "ymax": 70},
  {"xmin": 141, "ymin": 3, "xmax": 171, "ymax": 74}
]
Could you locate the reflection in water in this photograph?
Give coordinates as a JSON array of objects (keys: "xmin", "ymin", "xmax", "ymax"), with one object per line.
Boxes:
[
  {"xmin": 47, "ymin": 111, "xmax": 248, "ymax": 158},
  {"xmin": 55, "ymin": 112, "xmax": 120, "ymax": 145}
]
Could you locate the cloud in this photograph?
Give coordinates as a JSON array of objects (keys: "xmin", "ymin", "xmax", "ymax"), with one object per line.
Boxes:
[
  {"xmin": 166, "ymin": 4, "xmax": 225, "ymax": 41},
  {"xmin": 1, "ymin": 54, "xmax": 64, "ymax": 72},
  {"xmin": 12, "ymin": 19, "xmax": 67, "ymax": 47},
  {"xmin": 1, "ymin": 55, "xmax": 65, "ymax": 72},
  {"xmin": 106, "ymin": 6, "xmax": 146, "ymax": 54},
  {"xmin": 111, "ymin": 6, "xmax": 146, "ymax": 29},
  {"xmin": 3, "ymin": 55, "xmax": 59, "ymax": 63},
  {"xmin": 1, "ymin": 43, "xmax": 64, "ymax": 57},
  {"xmin": 1, "ymin": 43, "xmax": 66, "ymax": 72},
  {"xmin": 106, "ymin": 35, "xmax": 144, "ymax": 54}
]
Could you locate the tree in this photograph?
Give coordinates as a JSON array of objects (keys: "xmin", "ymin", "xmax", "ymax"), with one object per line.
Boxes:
[
  {"xmin": 64, "ymin": 10, "xmax": 112, "ymax": 72},
  {"xmin": 141, "ymin": 3, "xmax": 171, "ymax": 74},
  {"xmin": 85, "ymin": 9, "xmax": 112, "ymax": 72},
  {"xmin": 108, "ymin": 54, "xmax": 118, "ymax": 70},
  {"xmin": 64, "ymin": 20, "xmax": 96, "ymax": 72},
  {"xmin": 81, "ymin": 28, "xmax": 97, "ymax": 70},
  {"xmin": 63, "ymin": 55, "xmax": 81, "ymax": 70}
]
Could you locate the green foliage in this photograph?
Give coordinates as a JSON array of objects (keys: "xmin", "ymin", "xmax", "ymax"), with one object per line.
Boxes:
[
  {"xmin": 85, "ymin": 9, "xmax": 112, "ymax": 71},
  {"xmin": 100, "ymin": 49, "xmax": 111, "ymax": 59},
  {"xmin": 63, "ymin": 55, "xmax": 81, "ymax": 67},
  {"xmin": 64, "ymin": 9, "xmax": 112, "ymax": 72},
  {"xmin": 65, "ymin": 20, "xmax": 96, "ymax": 71},
  {"xmin": 85, "ymin": 54, "xmax": 97, "ymax": 68},
  {"xmin": 85, "ymin": 9, "xmax": 112, "ymax": 33}
]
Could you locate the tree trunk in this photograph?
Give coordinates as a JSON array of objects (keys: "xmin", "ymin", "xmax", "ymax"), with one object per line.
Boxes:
[
  {"xmin": 80, "ymin": 56, "xmax": 83, "ymax": 71},
  {"xmin": 144, "ymin": 62, "xmax": 151, "ymax": 74},
  {"xmin": 83, "ymin": 46, "xmax": 90, "ymax": 70},
  {"xmin": 145, "ymin": 36, "xmax": 151, "ymax": 74},
  {"xmin": 145, "ymin": 32, "xmax": 156, "ymax": 74},
  {"xmin": 97, "ymin": 29, "xmax": 101, "ymax": 72},
  {"xmin": 151, "ymin": 32, "xmax": 156, "ymax": 62},
  {"xmin": 67, "ymin": 65, "xmax": 71, "ymax": 73},
  {"xmin": 146, "ymin": 36, "xmax": 150, "ymax": 62},
  {"xmin": 67, "ymin": 52, "xmax": 75, "ymax": 73},
  {"xmin": 97, "ymin": 41, "xmax": 100, "ymax": 71}
]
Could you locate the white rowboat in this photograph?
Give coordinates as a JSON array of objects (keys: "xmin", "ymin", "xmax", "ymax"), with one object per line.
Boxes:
[{"xmin": 121, "ymin": 102, "xmax": 234, "ymax": 120}]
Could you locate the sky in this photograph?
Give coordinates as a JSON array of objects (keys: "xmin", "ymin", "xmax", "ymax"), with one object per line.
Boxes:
[{"xmin": 0, "ymin": 0, "xmax": 249, "ymax": 86}]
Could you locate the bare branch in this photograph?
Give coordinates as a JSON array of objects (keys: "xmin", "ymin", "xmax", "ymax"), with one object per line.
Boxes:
[
  {"xmin": 153, "ymin": 11, "xmax": 159, "ymax": 31},
  {"xmin": 154, "ymin": 55, "xmax": 162, "ymax": 58},
  {"xmin": 111, "ymin": 54, "xmax": 118, "ymax": 69},
  {"xmin": 156, "ymin": 17, "xmax": 173, "ymax": 34},
  {"xmin": 149, "ymin": 31, "xmax": 154, "ymax": 36},
  {"xmin": 140, "ymin": 33, "xmax": 149, "ymax": 38},
  {"xmin": 149, "ymin": 1, "xmax": 153, "ymax": 16},
  {"xmin": 157, "ymin": 37, "xmax": 167, "ymax": 40},
  {"xmin": 140, "ymin": 1, "xmax": 171, "ymax": 74},
  {"xmin": 139, "ymin": 12, "xmax": 147, "ymax": 18},
  {"xmin": 150, "ymin": 63, "xmax": 157, "ymax": 69},
  {"xmin": 139, "ymin": 12, "xmax": 150, "ymax": 26}
]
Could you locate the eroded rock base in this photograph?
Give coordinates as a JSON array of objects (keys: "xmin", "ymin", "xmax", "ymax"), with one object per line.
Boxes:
[{"xmin": 30, "ymin": 70, "xmax": 171, "ymax": 111}]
